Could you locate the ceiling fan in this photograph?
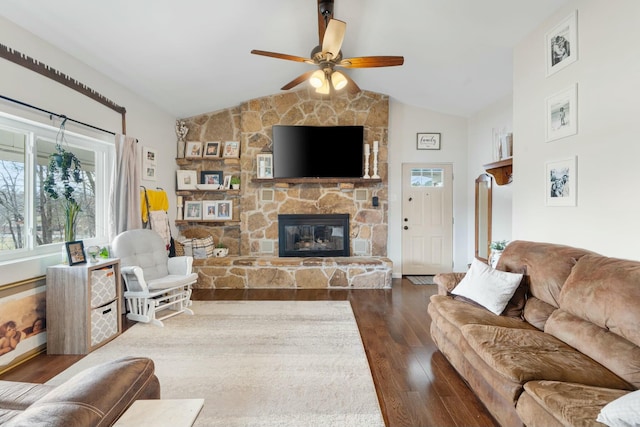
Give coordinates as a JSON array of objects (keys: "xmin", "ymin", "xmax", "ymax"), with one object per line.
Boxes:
[{"xmin": 250, "ymin": 0, "xmax": 404, "ymax": 94}]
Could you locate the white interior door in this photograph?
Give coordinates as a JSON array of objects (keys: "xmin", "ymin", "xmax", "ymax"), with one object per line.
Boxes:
[{"xmin": 401, "ymin": 163, "xmax": 453, "ymax": 275}]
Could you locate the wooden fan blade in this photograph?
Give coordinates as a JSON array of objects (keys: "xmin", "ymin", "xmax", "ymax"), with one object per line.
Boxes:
[
  {"xmin": 281, "ymin": 70, "xmax": 315, "ymax": 90},
  {"xmin": 338, "ymin": 56, "xmax": 405, "ymax": 68},
  {"xmin": 251, "ymin": 50, "xmax": 313, "ymax": 64},
  {"xmin": 341, "ymin": 72, "xmax": 361, "ymax": 94},
  {"xmin": 322, "ymin": 19, "xmax": 346, "ymax": 60}
]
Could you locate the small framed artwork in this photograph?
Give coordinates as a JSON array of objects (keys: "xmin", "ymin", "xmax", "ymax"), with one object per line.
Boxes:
[
  {"xmin": 203, "ymin": 141, "xmax": 221, "ymax": 158},
  {"xmin": 546, "ymin": 157, "xmax": 577, "ymax": 206},
  {"xmin": 216, "ymin": 200, "xmax": 233, "ymax": 220},
  {"xmin": 185, "ymin": 141, "xmax": 203, "ymax": 159},
  {"xmin": 200, "ymin": 170, "xmax": 223, "ymax": 186},
  {"xmin": 144, "ymin": 165, "xmax": 156, "ymax": 180},
  {"xmin": 417, "ymin": 133, "xmax": 441, "ymax": 150},
  {"xmin": 546, "ymin": 84, "xmax": 577, "ymax": 142},
  {"xmin": 176, "ymin": 170, "xmax": 198, "ymax": 190},
  {"xmin": 222, "ymin": 141, "xmax": 240, "ymax": 158},
  {"xmin": 65, "ymin": 240, "xmax": 86, "ymax": 265},
  {"xmin": 222, "ymin": 175, "xmax": 232, "ymax": 190},
  {"xmin": 142, "ymin": 146, "xmax": 157, "ymax": 182},
  {"xmin": 256, "ymin": 153, "xmax": 273, "ymax": 179},
  {"xmin": 202, "ymin": 201, "xmax": 217, "ymax": 220},
  {"xmin": 545, "ymin": 10, "xmax": 578, "ymax": 77},
  {"xmin": 184, "ymin": 201, "xmax": 203, "ymax": 220}
]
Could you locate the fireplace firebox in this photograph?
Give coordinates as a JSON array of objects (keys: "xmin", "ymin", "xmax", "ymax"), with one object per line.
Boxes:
[{"xmin": 278, "ymin": 214, "xmax": 350, "ymax": 257}]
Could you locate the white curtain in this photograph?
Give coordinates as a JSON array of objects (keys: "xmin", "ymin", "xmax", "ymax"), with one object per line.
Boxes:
[{"xmin": 108, "ymin": 134, "xmax": 141, "ymax": 241}]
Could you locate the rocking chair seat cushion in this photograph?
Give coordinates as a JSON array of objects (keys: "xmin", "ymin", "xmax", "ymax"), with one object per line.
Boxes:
[{"xmin": 147, "ymin": 273, "xmax": 198, "ymax": 291}]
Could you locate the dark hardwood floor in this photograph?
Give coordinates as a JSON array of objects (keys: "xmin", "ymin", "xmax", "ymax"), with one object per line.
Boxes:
[{"xmin": 0, "ymin": 278, "xmax": 497, "ymax": 427}]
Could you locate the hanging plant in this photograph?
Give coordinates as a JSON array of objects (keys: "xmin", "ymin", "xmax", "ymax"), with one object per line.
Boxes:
[{"xmin": 43, "ymin": 118, "xmax": 84, "ymax": 241}]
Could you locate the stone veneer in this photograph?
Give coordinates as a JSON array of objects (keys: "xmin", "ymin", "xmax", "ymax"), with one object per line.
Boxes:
[
  {"xmin": 192, "ymin": 256, "xmax": 392, "ymax": 289},
  {"xmin": 179, "ymin": 88, "xmax": 390, "ymax": 288}
]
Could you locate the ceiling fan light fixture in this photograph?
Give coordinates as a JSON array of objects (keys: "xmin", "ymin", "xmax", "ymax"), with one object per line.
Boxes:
[
  {"xmin": 309, "ymin": 69, "xmax": 325, "ymax": 88},
  {"xmin": 331, "ymin": 71, "xmax": 348, "ymax": 90},
  {"xmin": 316, "ymin": 78, "xmax": 331, "ymax": 94}
]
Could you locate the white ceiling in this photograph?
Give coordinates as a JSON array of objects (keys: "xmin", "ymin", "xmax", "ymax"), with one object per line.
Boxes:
[{"xmin": 1, "ymin": 0, "xmax": 567, "ymax": 119}]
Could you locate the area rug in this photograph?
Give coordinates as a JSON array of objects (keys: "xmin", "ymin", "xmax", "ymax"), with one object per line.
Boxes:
[
  {"xmin": 47, "ymin": 300, "xmax": 384, "ymax": 427},
  {"xmin": 406, "ymin": 275, "xmax": 435, "ymax": 285}
]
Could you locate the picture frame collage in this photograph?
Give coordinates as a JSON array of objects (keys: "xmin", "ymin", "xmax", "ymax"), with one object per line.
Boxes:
[
  {"xmin": 544, "ymin": 10, "xmax": 579, "ymax": 207},
  {"xmin": 184, "ymin": 200, "xmax": 233, "ymax": 221},
  {"xmin": 176, "ymin": 170, "xmax": 238, "ymax": 191},
  {"xmin": 185, "ymin": 141, "xmax": 240, "ymax": 159}
]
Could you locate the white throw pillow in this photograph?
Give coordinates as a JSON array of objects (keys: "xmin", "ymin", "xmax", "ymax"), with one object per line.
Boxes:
[
  {"xmin": 597, "ymin": 390, "xmax": 640, "ymax": 427},
  {"xmin": 451, "ymin": 258, "xmax": 523, "ymax": 315}
]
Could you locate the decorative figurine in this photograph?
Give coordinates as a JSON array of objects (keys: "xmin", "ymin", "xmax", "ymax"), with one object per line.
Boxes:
[{"xmin": 175, "ymin": 120, "xmax": 189, "ymax": 158}]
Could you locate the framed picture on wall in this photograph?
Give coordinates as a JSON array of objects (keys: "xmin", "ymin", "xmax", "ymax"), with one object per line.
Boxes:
[
  {"xmin": 545, "ymin": 84, "xmax": 577, "ymax": 142},
  {"xmin": 215, "ymin": 200, "xmax": 233, "ymax": 220},
  {"xmin": 545, "ymin": 157, "xmax": 577, "ymax": 206},
  {"xmin": 545, "ymin": 10, "xmax": 578, "ymax": 77},
  {"xmin": 203, "ymin": 141, "xmax": 221, "ymax": 158},
  {"xmin": 202, "ymin": 201, "xmax": 217, "ymax": 220},
  {"xmin": 176, "ymin": 170, "xmax": 198, "ymax": 190},
  {"xmin": 185, "ymin": 141, "xmax": 203, "ymax": 159},
  {"xmin": 416, "ymin": 133, "xmax": 441, "ymax": 150},
  {"xmin": 200, "ymin": 170, "xmax": 223, "ymax": 186},
  {"xmin": 256, "ymin": 153, "xmax": 273, "ymax": 179},
  {"xmin": 184, "ymin": 201, "xmax": 202, "ymax": 220},
  {"xmin": 222, "ymin": 141, "xmax": 240, "ymax": 158}
]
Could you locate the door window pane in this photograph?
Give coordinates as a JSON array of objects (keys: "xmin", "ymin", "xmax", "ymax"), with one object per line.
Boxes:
[{"xmin": 410, "ymin": 168, "xmax": 444, "ymax": 187}]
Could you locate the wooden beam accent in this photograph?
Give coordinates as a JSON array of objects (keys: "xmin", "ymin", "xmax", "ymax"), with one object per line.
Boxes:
[{"xmin": 0, "ymin": 43, "xmax": 127, "ymax": 134}]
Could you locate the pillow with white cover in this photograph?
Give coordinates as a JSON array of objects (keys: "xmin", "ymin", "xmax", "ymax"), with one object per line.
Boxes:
[
  {"xmin": 451, "ymin": 258, "xmax": 523, "ymax": 315},
  {"xmin": 597, "ymin": 390, "xmax": 640, "ymax": 427}
]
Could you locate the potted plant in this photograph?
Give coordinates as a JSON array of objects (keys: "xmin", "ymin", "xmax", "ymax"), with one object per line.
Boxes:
[
  {"xmin": 213, "ymin": 242, "xmax": 228, "ymax": 257},
  {"xmin": 489, "ymin": 240, "xmax": 508, "ymax": 268},
  {"xmin": 230, "ymin": 176, "xmax": 240, "ymax": 190},
  {"xmin": 43, "ymin": 144, "xmax": 83, "ymax": 242}
]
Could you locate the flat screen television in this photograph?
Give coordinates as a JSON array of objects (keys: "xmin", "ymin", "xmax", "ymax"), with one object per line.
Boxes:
[{"xmin": 272, "ymin": 125, "xmax": 364, "ymax": 178}]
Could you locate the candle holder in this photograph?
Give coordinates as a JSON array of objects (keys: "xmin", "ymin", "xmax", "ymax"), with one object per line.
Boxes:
[
  {"xmin": 363, "ymin": 151, "xmax": 371, "ymax": 179},
  {"xmin": 372, "ymin": 146, "xmax": 380, "ymax": 179}
]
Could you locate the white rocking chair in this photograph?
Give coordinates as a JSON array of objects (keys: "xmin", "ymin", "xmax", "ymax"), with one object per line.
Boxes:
[{"xmin": 111, "ymin": 229, "xmax": 197, "ymax": 327}]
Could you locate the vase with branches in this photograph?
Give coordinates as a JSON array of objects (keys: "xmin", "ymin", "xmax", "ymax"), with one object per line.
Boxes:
[{"xmin": 43, "ymin": 122, "xmax": 84, "ymax": 242}]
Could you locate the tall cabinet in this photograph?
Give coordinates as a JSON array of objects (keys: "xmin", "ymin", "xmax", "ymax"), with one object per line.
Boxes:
[{"xmin": 46, "ymin": 258, "xmax": 122, "ymax": 354}]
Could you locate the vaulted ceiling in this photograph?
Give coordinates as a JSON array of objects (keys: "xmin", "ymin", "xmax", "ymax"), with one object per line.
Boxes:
[{"xmin": 1, "ymin": 0, "xmax": 567, "ymax": 118}]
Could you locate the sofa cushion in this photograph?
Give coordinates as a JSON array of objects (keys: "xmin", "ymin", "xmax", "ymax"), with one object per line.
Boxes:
[
  {"xmin": 523, "ymin": 296, "xmax": 557, "ymax": 330},
  {"xmin": 519, "ymin": 380, "xmax": 628, "ymax": 427},
  {"xmin": 451, "ymin": 259, "xmax": 523, "ymax": 315},
  {"xmin": 559, "ymin": 254, "xmax": 640, "ymax": 348},
  {"xmin": 461, "ymin": 324, "xmax": 632, "ymax": 390},
  {"xmin": 597, "ymin": 389, "xmax": 640, "ymax": 427},
  {"xmin": 545, "ymin": 309, "xmax": 640, "ymax": 389},
  {"xmin": 496, "ymin": 240, "xmax": 596, "ymax": 308},
  {"xmin": 4, "ymin": 356, "xmax": 159, "ymax": 427}
]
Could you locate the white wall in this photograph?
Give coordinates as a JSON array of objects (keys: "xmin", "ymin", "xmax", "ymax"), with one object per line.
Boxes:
[
  {"xmin": 513, "ymin": 0, "xmax": 640, "ymax": 259},
  {"xmin": 0, "ymin": 16, "xmax": 177, "ymax": 283},
  {"xmin": 467, "ymin": 95, "xmax": 513, "ymax": 257},
  {"xmin": 388, "ymin": 101, "xmax": 469, "ymax": 276}
]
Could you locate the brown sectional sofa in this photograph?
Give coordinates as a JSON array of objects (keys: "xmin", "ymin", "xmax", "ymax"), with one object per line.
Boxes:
[
  {"xmin": 428, "ymin": 240, "xmax": 639, "ymax": 427},
  {"xmin": 0, "ymin": 356, "xmax": 160, "ymax": 427}
]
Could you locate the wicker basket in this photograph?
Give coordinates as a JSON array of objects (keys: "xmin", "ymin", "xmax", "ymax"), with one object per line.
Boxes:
[{"xmin": 174, "ymin": 228, "xmax": 214, "ymax": 257}]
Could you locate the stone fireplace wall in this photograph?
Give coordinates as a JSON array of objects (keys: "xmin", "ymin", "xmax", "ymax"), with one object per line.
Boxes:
[{"xmin": 180, "ymin": 88, "xmax": 389, "ymax": 257}]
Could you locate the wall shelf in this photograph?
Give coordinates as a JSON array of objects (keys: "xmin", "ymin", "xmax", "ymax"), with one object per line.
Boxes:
[
  {"xmin": 483, "ymin": 158, "xmax": 512, "ymax": 186},
  {"xmin": 175, "ymin": 220, "xmax": 240, "ymax": 226}
]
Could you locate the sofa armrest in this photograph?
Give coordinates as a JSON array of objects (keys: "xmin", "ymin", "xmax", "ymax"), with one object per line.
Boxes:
[
  {"xmin": 433, "ymin": 272, "xmax": 467, "ymax": 295},
  {"xmin": 4, "ymin": 356, "xmax": 160, "ymax": 427}
]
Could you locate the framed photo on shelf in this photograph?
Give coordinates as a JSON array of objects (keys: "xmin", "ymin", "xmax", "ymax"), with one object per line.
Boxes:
[
  {"xmin": 546, "ymin": 157, "xmax": 577, "ymax": 207},
  {"xmin": 222, "ymin": 141, "xmax": 240, "ymax": 158},
  {"xmin": 202, "ymin": 201, "xmax": 217, "ymax": 220},
  {"xmin": 222, "ymin": 175, "xmax": 232, "ymax": 190},
  {"xmin": 200, "ymin": 170, "xmax": 223, "ymax": 186},
  {"xmin": 417, "ymin": 133, "xmax": 441, "ymax": 150},
  {"xmin": 545, "ymin": 10, "xmax": 578, "ymax": 77},
  {"xmin": 185, "ymin": 141, "xmax": 203, "ymax": 159},
  {"xmin": 184, "ymin": 201, "xmax": 202, "ymax": 220},
  {"xmin": 546, "ymin": 84, "xmax": 577, "ymax": 142},
  {"xmin": 256, "ymin": 153, "xmax": 273, "ymax": 179},
  {"xmin": 65, "ymin": 240, "xmax": 86, "ymax": 265},
  {"xmin": 176, "ymin": 170, "xmax": 198, "ymax": 190},
  {"xmin": 203, "ymin": 141, "xmax": 221, "ymax": 158},
  {"xmin": 215, "ymin": 200, "xmax": 233, "ymax": 220}
]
